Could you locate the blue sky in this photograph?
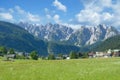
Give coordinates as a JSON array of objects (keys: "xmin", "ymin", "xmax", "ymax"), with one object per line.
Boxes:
[{"xmin": 0, "ymin": 0, "xmax": 120, "ymax": 29}]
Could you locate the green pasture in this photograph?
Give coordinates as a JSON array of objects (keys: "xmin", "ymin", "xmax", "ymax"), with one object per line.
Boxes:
[{"xmin": 0, "ymin": 58, "xmax": 120, "ymax": 80}]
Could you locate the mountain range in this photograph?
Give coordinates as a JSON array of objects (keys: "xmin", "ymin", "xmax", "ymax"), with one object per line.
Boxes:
[
  {"xmin": 0, "ymin": 21, "xmax": 80, "ymax": 55},
  {"xmin": 0, "ymin": 21, "xmax": 120, "ymax": 55},
  {"xmin": 18, "ymin": 22, "xmax": 119, "ymax": 47}
]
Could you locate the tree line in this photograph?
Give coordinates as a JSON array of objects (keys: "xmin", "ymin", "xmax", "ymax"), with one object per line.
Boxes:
[
  {"xmin": 0, "ymin": 46, "xmax": 89, "ymax": 60},
  {"xmin": 0, "ymin": 46, "xmax": 15, "ymax": 55}
]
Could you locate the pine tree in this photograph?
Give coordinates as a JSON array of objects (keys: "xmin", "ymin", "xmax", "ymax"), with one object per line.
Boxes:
[
  {"xmin": 9, "ymin": 48, "xmax": 15, "ymax": 54},
  {"xmin": 69, "ymin": 51, "xmax": 78, "ymax": 59},
  {"xmin": 48, "ymin": 53, "xmax": 55, "ymax": 60},
  {"xmin": 0, "ymin": 46, "xmax": 7, "ymax": 55},
  {"xmin": 30, "ymin": 51, "xmax": 38, "ymax": 60}
]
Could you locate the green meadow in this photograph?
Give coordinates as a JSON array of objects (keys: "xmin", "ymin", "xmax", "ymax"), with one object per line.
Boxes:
[{"xmin": 0, "ymin": 58, "xmax": 120, "ymax": 80}]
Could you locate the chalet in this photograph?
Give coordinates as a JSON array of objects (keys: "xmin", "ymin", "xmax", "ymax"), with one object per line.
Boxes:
[
  {"xmin": 107, "ymin": 49, "xmax": 112, "ymax": 54},
  {"xmin": 107, "ymin": 49, "xmax": 120, "ymax": 57},
  {"xmin": 66, "ymin": 57, "xmax": 70, "ymax": 60},
  {"xmin": 95, "ymin": 52, "xmax": 104, "ymax": 57},
  {"xmin": 113, "ymin": 49, "xmax": 120, "ymax": 57},
  {"xmin": 63, "ymin": 54, "xmax": 70, "ymax": 59},
  {"xmin": 88, "ymin": 52, "xmax": 96, "ymax": 58},
  {"xmin": 56, "ymin": 57, "xmax": 62, "ymax": 60},
  {"xmin": 15, "ymin": 51, "xmax": 29, "ymax": 57},
  {"xmin": 4, "ymin": 54, "xmax": 16, "ymax": 61},
  {"xmin": 104, "ymin": 53, "xmax": 111, "ymax": 58}
]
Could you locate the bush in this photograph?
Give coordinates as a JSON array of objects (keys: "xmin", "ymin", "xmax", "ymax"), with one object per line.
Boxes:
[{"xmin": 15, "ymin": 54, "xmax": 26, "ymax": 59}]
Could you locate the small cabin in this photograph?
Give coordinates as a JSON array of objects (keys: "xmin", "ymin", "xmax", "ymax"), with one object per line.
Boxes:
[{"xmin": 4, "ymin": 54, "xmax": 16, "ymax": 61}]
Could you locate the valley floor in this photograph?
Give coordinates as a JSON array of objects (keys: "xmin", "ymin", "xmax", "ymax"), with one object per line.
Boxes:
[{"xmin": 0, "ymin": 58, "xmax": 120, "ymax": 80}]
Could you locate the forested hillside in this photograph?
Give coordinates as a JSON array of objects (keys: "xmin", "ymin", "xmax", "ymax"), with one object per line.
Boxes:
[
  {"xmin": 0, "ymin": 21, "xmax": 48, "ymax": 55},
  {"xmin": 90, "ymin": 35, "xmax": 120, "ymax": 51}
]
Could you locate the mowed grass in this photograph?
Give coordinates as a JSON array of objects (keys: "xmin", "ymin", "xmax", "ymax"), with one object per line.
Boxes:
[{"xmin": 0, "ymin": 58, "xmax": 120, "ymax": 80}]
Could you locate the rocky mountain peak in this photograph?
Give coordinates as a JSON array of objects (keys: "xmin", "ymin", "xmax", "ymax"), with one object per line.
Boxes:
[{"xmin": 18, "ymin": 22, "xmax": 119, "ymax": 46}]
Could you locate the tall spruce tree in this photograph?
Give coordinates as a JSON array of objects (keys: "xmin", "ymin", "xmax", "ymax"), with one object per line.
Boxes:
[{"xmin": 69, "ymin": 51, "xmax": 78, "ymax": 59}]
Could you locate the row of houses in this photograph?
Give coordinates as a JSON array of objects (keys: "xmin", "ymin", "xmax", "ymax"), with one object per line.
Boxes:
[
  {"xmin": 88, "ymin": 49, "xmax": 120, "ymax": 58},
  {"xmin": 2, "ymin": 49, "xmax": 120, "ymax": 60},
  {"xmin": 3, "ymin": 51, "xmax": 29, "ymax": 60}
]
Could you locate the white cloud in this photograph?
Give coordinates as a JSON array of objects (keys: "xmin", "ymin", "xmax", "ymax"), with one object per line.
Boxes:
[
  {"xmin": 75, "ymin": 0, "xmax": 120, "ymax": 28},
  {"xmin": 68, "ymin": 19, "xmax": 73, "ymax": 22},
  {"xmin": 15, "ymin": 6, "xmax": 25, "ymax": 14},
  {"xmin": 53, "ymin": 14, "xmax": 61, "ymax": 23},
  {"xmin": 44, "ymin": 8, "xmax": 49, "ymax": 13},
  {"xmin": 0, "ymin": 8, "xmax": 5, "ymax": 11},
  {"xmin": 27, "ymin": 13, "xmax": 40, "ymax": 22},
  {"xmin": 0, "ymin": 13, "xmax": 13, "ymax": 20},
  {"xmin": 99, "ymin": 0, "xmax": 112, "ymax": 7},
  {"xmin": 76, "ymin": 9, "xmax": 100, "ymax": 25},
  {"xmin": 102, "ymin": 12, "xmax": 113, "ymax": 21},
  {"xmin": 53, "ymin": 0, "xmax": 67, "ymax": 12},
  {"xmin": 63, "ymin": 23, "xmax": 82, "ymax": 29},
  {"xmin": 46, "ymin": 14, "xmax": 51, "ymax": 19},
  {"xmin": 14, "ymin": 6, "xmax": 41, "ymax": 22},
  {"xmin": 9, "ymin": 8, "xmax": 14, "ymax": 13},
  {"xmin": 0, "ymin": 6, "xmax": 41, "ymax": 23},
  {"xmin": 44, "ymin": 8, "xmax": 53, "ymax": 21}
]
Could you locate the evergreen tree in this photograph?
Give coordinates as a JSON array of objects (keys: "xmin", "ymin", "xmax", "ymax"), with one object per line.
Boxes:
[
  {"xmin": 0, "ymin": 46, "xmax": 7, "ymax": 55},
  {"xmin": 30, "ymin": 51, "xmax": 38, "ymax": 60},
  {"xmin": 69, "ymin": 51, "xmax": 78, "ymax": 59},
  {"xmin": 82, "ymin": 53, "xmax": 88, "ymax": 58},
  {"xmin": 48, "ymin": 53, "xmax": 55, "ymax": 60},
  {"xmin": 9, "ymin": 48, "xmax": 15, "ymax": 54},
  {"xmin": 58, "ymin": 53, "xmax": 63, "ymax": 59},
  {"xmin": 77, "ymin": 52, "xmax": 83, "ymax": 58}
]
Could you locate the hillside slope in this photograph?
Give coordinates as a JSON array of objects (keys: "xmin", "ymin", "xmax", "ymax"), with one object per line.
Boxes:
[
  {"xmin": 0, "ymin": 21, "xmax": 82, "ymax": 55},
  {"xmin": 90, "ymin": 35, "xmax": 120, "ymax": 51},
  {"xmin": 47, "ymin": 42, "xmax": 80, "ymax": 55},
  {"xmin": 0, "ymin": 21, "xmax": 48, "ymax": 55}
]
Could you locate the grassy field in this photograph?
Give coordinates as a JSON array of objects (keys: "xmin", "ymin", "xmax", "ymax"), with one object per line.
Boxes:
[{"xmin": 0, "ymin": 58, "xmax": 120, "ymax": 80}]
